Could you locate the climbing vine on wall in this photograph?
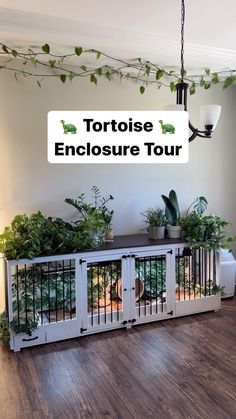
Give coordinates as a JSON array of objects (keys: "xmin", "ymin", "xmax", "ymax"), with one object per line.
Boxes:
[{"xmin": 0, "ymin": 42, "xmax": 236, "ymax": 94}]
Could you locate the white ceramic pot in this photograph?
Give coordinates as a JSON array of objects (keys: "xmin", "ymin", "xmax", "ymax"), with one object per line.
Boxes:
[
  {"xmin": 167, "ymin": 225, "xmax": 182, "ymax": 239},
  {"xmin": 148, "ymin": 226, "xmax": 165, "ymax": 240}
]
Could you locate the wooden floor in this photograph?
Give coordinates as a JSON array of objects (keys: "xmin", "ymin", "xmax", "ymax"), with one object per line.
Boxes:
[{"xmin": 0, "ymin": 298, "xmax": 236, "ymax": 419}]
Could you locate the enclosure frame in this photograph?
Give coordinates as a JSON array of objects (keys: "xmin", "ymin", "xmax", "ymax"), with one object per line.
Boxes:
[{"xmin": 6, "ymin": 236, "xmax": 221, "ymax": 351}]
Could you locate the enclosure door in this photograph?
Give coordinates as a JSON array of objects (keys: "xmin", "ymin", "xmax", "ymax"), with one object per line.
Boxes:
[
  {"xmin": 129, "ymin": 249, "xmax": 173, "ymax": 325},
  {"xmin": 175, "ymin": 247, "xmax": 221, "ymax": 316},
  {"xmin": 8, "ymin": 256, "xmax": 79, "ymax": 350},
  {"xmin": 80, "ymin": 253, "xmax": 129, "ymax": 334}
]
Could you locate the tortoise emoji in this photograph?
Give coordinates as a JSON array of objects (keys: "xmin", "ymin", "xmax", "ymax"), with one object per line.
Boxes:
[
  {"xmin": 159, "ymin": 120, "xmax": 175, "ymax": 134},
  {"xmin": 60, "ymin": 120, "xmax": 77, "ymax": 134}
]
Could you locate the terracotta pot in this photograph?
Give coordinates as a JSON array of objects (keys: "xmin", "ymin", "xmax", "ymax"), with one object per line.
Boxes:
[{"xmin": 105, "ymin": 229, "xmax": 114, "ymax": 242}]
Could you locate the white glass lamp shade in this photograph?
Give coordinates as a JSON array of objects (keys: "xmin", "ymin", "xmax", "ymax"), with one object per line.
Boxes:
[{"xmin": 200, "ymin": 105, "xmax": 221, "ymax": 131}]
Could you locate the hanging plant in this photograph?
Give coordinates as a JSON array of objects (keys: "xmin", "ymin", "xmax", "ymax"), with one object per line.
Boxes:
[{"xmin": 0, "ymin": 42, "xmax": 235, "ymax": 93}]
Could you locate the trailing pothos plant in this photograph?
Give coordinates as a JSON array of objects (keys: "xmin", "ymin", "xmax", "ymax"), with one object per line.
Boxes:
[
  {"xmin": 0, "ymin": 212, "xmax": 75, "ymax": 260},
  {"xmin": 0, "ymin": 186, "xmax": 114, "ymax": 259},
  {"xmin": 0, "ymin": 42, "xmax": 235, "ymax": 94}
]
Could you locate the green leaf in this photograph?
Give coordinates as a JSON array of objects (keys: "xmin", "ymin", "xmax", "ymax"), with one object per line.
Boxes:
[
  {"xmin": 145, "ymin": 64, "xmax": 151, "ymax": 76},
  {"xmin": 60, "ymin": 74, "xmax": 67, "ymax": 83},
  {"xmin": 195, "ymin": 196, "xmax": 208, "ymax": 215},
  {"xmin": 2, "ymin": 45, "xmax": 9, "ymax": 54},
  {"xmin": 11, "ymin": 49, "xmax": 17, "ymax": 57},
  {"xmin": 200, "ymin": 77, "xmax": 205, "ymax": 87},
  {"xmin": 189, "ymin": 83, "xmax": 196, "ymax": 95},
  {"xmin": 156, "ymin": 69, "xmax": 164, "ymax": 80},
  {"xmin": 90, "ymin": 74, "xmax": 97, "ymax": 85},
  {"xmin": 49, "ymin": 60, "xmax": 56, "ymax": 68},
  {"xmin": 205, "ymin": 68, "xmax": 210, "ymax": 76},
  {"xmin": 170, "ymin": 81, "xmax": 176, "ymax": 92},
  {"xmin": 169, "ymin": 190, "xmax": 180, "ymax": 219},
  {"xmin": 0, "ymin": 65, "xmax": 5, "ymax": 69},
  {"xmin": 204, "ymin": 82, "xmax": 211, "ymax": 89},
  {"xmin": 105, "ymin": 71, "xmax": 111, "ymax": 81},
  {"xmin": 96, "ymin": 51, "xmax": 101, "ymax": 59},
  {"xmin": 140, "ymin": 86, "xmax": 145, "ymax": 94},
  {"xmin": 95, "ymin": 67, "xmax": 102, "ymax": 76},
  {"xmin": 42, "ymin": 43, "xmax": 50, "ymax": 54},
  {"xmin": 68, "ymin": 71, "xmax": 75, "ymax": 81},
  {"xmin": 75, "ymin": 46, "xmax": 83, "ymax": 56},
  {"xmin": 138, "ymin": 57, "xmax": 142, "ymax": 64},
  {"xmin": 161, "ymin": 195, "xmax": 178, "ymax": 225},
  {"xmin": 80, "ymin": 65, "xmax": 87, "ymax": 72},
  {"xmin": 30, "ymin": 57, "xmax": 38, "ymax": 67},
  {"xmin": 223, "ymin": 75, "xmax": 236, "ymax": 89},
  {"xmin": 211, "ymin": 73, "xmax": 220, "ymax": 84}
]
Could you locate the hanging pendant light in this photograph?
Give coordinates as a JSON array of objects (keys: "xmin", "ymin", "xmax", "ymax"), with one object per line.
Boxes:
[{"xmin": 176, "ymin": 0, "xmax": 221, "ymax": 142}]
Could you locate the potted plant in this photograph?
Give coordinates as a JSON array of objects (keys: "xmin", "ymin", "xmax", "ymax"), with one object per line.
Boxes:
[
  {"xmin": 0, "ymin": 212, "xmax": 76, "ymax": 260},
  {"xmin": 180, "ymin": 196, "xmax": 208, "ymax": 245},
  {"xmin": 181, "ymin": 196, "xmax": 234, "ymax": 251},
  {"xmin": 141, "ymin": 207, "xmax": 166, "ymax": 239},
  {"xmin": 161, "ymin": 190, "xmax": 181, "ymax": 238},
  {"xmin": 0, "ymin": 311, "xmax": 10, "ymax": 344},
  {"xmin": 65, "ymin": 186, "xmax": 114, "ymax": 248},
  {"xmin": 102, "ymin": 205, "xmax": 114, "ymax": 242}
]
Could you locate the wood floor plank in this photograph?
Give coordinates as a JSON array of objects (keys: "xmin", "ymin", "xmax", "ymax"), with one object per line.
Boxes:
[{"xmin": 0, "ymin": 297, "xmax": 235, "ymax": 419}]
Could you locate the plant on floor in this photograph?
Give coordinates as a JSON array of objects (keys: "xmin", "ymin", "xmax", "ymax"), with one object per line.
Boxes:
[
  {"xmin": 0, "ymin": 311, "xmax": 10, "ymax": 344},
  {"xmin": 65, "ymin": 185, "xmax": 114, "ymax": 248}
]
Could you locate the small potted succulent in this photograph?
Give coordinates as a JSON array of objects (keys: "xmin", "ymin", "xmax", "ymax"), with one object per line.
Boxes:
[
  {"xmin": 161, "ymin": 190, "xmax": 181, "ymax": 238},
  {"xmin": 141, "ymin": 207, "xmax": 166, "ymax": 240}
]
